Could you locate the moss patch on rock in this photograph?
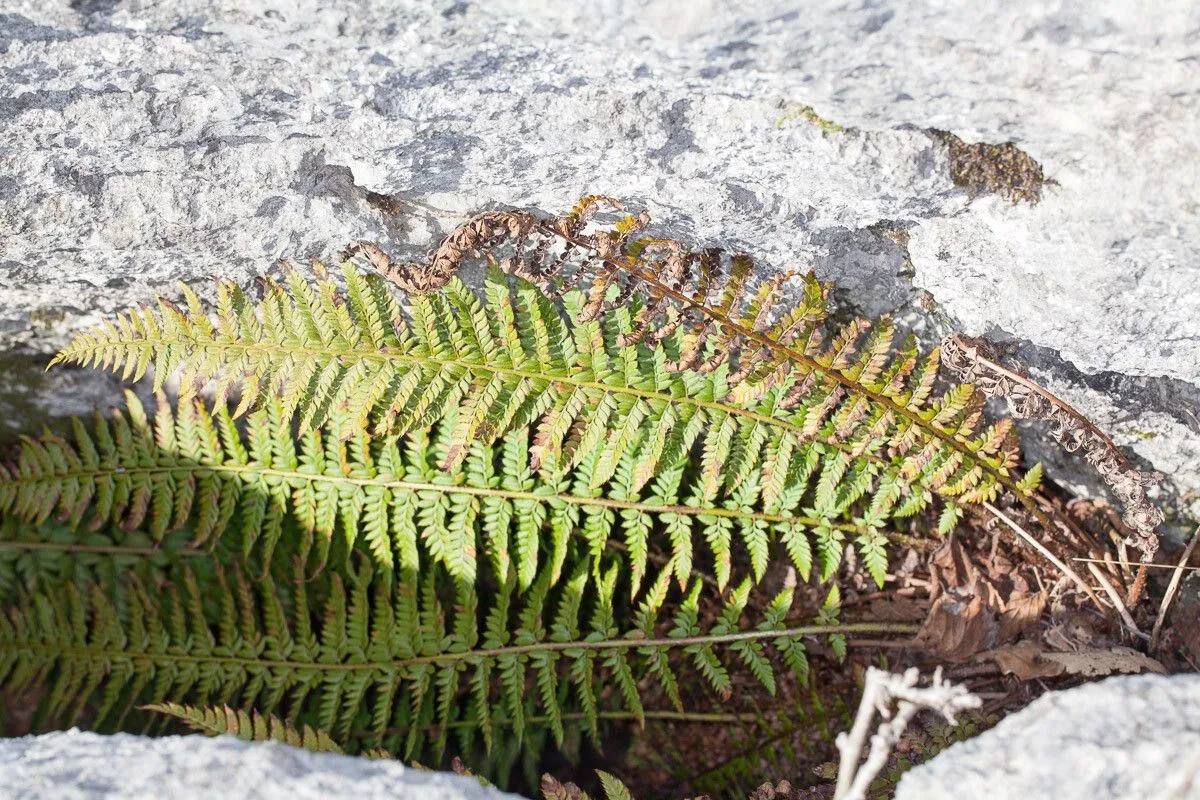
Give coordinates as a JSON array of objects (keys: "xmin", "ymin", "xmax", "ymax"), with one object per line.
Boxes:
[{"xmin": 932, "ymin": 131, "xmax": 1051, "ymax": 204}]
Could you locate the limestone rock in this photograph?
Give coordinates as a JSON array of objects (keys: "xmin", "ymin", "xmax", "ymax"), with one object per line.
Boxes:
[
  {"xmin": 0, "ymin": 730, "xmax": 520, "ymax": 800},
  {"xmin": 894, "ymin": 674, "xmax": 1200, "ymax": 800},
  {"xmin": 1, "ymin": 0, "xmax": 1197, "ymax": 510}
]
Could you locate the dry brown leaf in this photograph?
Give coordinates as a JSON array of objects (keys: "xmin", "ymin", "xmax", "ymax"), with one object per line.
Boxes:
[
  {"xmin": 928, "ymin": 537, "xmax": 976, "ymax": 598},
  {"xmin": 978, "ymin": 642, "xmax": 1166, "ymax": 680},
  {"xmin": 997, "ymin": 590, "xmax": 1048, "ymax": 643},
  {"xmin": 916, "ymin": 538, "xmax": 1047, "ymax": 660},
  {"xmin": 868, "ymin": 596, "xmax": 928, "ymax": 623},
  {"xmin": 977, "ymin": 641, "xmax": 1064, "ymax": 679},
  {"xmin": 1043, "ymin": 648, "xmax": 1166, "ymax": 677},
  {"xmin": 915, "ymin": 588, "xmax": 997, "ymax": 660}
]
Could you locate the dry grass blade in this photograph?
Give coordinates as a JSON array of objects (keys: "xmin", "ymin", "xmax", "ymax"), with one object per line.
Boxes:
[
  {"xmin": 983, "ymin": 501, "xmax": 1103, "ymax": 610},
  {"xmin": 1151, "ymin": 525, "xmax": 1200, "ymax": 650},
  {"xmin": 1085, "ymin": 561, "xmax": 1142, "ymax": 638}
]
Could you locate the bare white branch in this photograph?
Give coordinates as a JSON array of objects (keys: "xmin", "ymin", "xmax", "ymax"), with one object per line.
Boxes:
[{"xmin": 834, "ymin": 667, "xmax": 981, "ymax": 800}]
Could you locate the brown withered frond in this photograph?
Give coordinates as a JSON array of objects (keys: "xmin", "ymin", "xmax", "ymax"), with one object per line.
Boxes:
[{"xmin": 942, "ymin": 334, "xmax": 1162, "ymax": 558}]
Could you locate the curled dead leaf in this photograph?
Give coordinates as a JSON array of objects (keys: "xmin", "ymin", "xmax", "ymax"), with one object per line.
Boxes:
[{"xmin": 916, "ymin": 538, "xmax": 1047, "ymax": 660}]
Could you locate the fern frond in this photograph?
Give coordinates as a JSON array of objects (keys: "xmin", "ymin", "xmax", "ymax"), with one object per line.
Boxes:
[
  {"xmin": 595, "ymin": 771, "xmax": 635, "ymax": 800},
  {"xmin": 0, "ymin": 392, "xmax": 896, "ymax": 590},
  {"xmin": 52, "ymin": 266, "xmax": 833, "ymax": 469},
  {"xmin": 401, "ymin": 202, "xmax": 1041, "ymax": 519},
  {"xmin": 144, "ymin": 702, "xmax": 343, "ymax": 753},
  {"xmin": 0, "ymin": 553, "xmax": 911, "ymax": 769}
]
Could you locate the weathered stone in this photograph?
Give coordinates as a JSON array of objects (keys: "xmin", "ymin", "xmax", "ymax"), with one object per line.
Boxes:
[
  {"xmin": 1, "ymin": 0, "xmax": 1197, "ymax": 514},
  {"xmin": 894, "ymin": 674, "xmax": 1200, "ymax": 800},
  {"xmin": 0, "ymin": 730, "xmax": 520, "ymax": 799}
]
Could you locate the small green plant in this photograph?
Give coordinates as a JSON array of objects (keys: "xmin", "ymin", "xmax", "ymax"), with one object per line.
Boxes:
[{"xmin": 776, "ymin": 103, "xmax": 846, "ymax": 134}]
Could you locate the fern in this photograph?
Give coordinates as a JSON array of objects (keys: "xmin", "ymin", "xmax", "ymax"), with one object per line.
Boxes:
[
  {"xmin": 52, "ymin": 265, "xmax": 866, "ymax": 477},
  {"xmin": 16, "ymin": 208, "xmax": 1040, "ymax": 791},
  {"xmin": 0, "ymin": 515, "xmax": 205, "ymax": 604},
  {"xmin": 0, "ymin": 550, "xmax": 909, "ymax": 767},
  {"xmin": 1, "ymin": 391, "xmax": 898, "ymax": 591},
  {"xmin": 145, "ymin": 702, "xmax": 344, "ymax": 753}
]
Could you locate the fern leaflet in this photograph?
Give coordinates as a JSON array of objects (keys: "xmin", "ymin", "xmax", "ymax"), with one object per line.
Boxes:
[{"xmin": 144, "ymin": 702, "xmax": 344, "ymax": 753}]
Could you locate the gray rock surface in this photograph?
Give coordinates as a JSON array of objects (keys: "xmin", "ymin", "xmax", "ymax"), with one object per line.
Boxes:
[
  {"xmin": 894, "ymin": 674, "xmax": 1200, "ymax": 800},
  {"xmin": 0, "ymin": 730, "xmax": 519, "ymax": 800},
  {"xmin": 1, "ymin": 0, "xmax": 1197, "ymax": 511}
]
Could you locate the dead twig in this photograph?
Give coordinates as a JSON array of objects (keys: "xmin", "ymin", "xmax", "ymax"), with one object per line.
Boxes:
[
  {"xmin": 1151, "ymin": 525, "xmax": 1200, "ymax": 651},
  {"xmin": 1085, "ymin": 561, "xmax": 1143, "ymax": 639},
  {"xmin": 1070, "ymin": 557, "xmax": 1200, "ymax": 573}
]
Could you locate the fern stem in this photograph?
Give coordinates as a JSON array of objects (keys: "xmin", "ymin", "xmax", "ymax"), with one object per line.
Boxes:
[
  {"xmin": 0, "ymin": 541, "xmax": 206, "ymax": 558},
  {"xmin": 357, "ymin": 709, "xmax": 762, "ymax": 738},
  {"xmin": 67, "ymin": 336, "xmax": 837, "ymax": 446},
  {"xmin": 2, "ymin": 463, "xmax": 870, "ymax": 535},
  {"xmin": 6, "ymin": 622, "xmax": 918, "ymax": 674}
]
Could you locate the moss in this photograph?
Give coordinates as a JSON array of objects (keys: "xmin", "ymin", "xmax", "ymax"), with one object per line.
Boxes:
[
  {"xmin": 364, "ymin": 190, "xmax": 405, "ymax": 216},
  {"xmin": 932, "ymin": 130, "xmax": 1052, "ymax": 204},
  {"xmin": 776, "ymin": 103, "xmax": 845, "ymax": 133}
]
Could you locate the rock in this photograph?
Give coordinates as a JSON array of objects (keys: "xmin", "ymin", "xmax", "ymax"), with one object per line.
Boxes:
[
  {"xmin": 894, "ymin": 673, "xmax": 1200, "ymax": 800},
  {"xmin": 1, "ymin": 0, "xmax": 1197, "ymax": 511},
  {"xmin": 0, "ymin": 730, "xmax": 520, "ymax": 800}
]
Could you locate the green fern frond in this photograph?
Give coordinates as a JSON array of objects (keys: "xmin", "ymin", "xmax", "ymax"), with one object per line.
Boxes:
[
  {"xmin": 144, "ymin": 702, "xmax": 343, "ymax": 753},
  {"xmin": 595, "ymin": 772, "xmax": 635, "ymax": 800},
  {"xmin": 0, "ymin": 391, "xmax": 899, "ymax": 590},
  {"xmin": 408, "ymin": 202, "xmax": 1037, "ymax": 516},
  {"xmin": 51, "ymin": 266, "xmax": 825, "ymax": 468},
  {"xmin": 0, "ymin": 551, "xmax": 910, "ymax": 768}
]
